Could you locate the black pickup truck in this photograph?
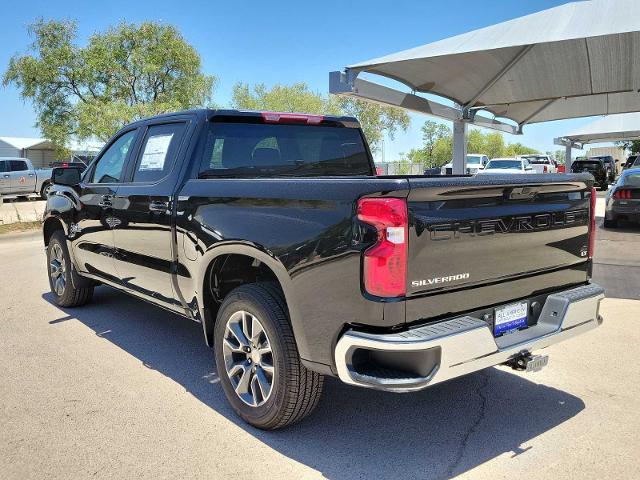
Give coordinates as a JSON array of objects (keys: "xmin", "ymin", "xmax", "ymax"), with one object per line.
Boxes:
[{"xmin": 43, "ymin": 109, "xmax": 604, "ymax": 429}]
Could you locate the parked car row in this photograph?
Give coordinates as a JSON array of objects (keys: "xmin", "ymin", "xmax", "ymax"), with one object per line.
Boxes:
[{"xmin": 435, "ymin": 153, "xmax": 564, "ymax": 176}]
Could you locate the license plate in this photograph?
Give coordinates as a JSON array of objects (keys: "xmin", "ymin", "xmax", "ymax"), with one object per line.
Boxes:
[{"xmin": 494, "ymin": 301, "xmax": 528, "ymax": 336}]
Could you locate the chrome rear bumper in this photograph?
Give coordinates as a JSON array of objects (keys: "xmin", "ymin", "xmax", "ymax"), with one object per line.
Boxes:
[{"xmin": 335, "ymin": 283, "xmax": 604, "ymax": 392}]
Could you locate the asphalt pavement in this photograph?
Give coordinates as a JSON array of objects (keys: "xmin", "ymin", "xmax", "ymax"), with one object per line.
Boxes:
[{"xmin": 1, "ymin": 198, "xmax": 639, "ymax": 479}]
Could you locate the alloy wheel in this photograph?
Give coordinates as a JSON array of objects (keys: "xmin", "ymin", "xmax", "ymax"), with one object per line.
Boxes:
[
  {"xmin": 49, "ymin": 243, "xmax": 67, "ymax": 296},
  {"xmin": 222, "ymin": 310, "xmax": 275, "ymax": 407}
]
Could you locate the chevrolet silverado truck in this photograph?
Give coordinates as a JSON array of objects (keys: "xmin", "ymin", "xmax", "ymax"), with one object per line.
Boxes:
[
  {"xmin": 0, "ymin": 157, "xmax": 52, "ymax": 199},
  {"xmin": 43, "ymin": 109, "xmax": 604, "ymax": 429}
]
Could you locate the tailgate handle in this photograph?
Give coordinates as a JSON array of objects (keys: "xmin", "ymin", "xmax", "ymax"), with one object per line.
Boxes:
[{"xmin": 508, "ymin": 187, "xmax": 539, "ymax": 200}]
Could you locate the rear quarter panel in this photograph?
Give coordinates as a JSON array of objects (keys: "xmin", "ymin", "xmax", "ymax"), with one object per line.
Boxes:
[{"xmin": 175, "ymin": 177, "xmax": 409, "ymax": 368}]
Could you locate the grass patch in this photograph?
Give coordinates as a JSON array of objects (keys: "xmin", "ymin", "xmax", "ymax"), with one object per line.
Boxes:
[{"xmin": 0, "ymin": 221, "xmax": 41, "ymax": 234}]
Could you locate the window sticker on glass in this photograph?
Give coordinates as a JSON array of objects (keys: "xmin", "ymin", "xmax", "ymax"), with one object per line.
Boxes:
[{"xmin": 139, "ymin": 134, "xmax": 174, "ymax": 171}]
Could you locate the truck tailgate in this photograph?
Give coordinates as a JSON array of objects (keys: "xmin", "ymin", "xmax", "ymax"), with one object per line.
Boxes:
[{"xmin": 405, "ymin": 174, "xmax": 593, "ymax": 296}]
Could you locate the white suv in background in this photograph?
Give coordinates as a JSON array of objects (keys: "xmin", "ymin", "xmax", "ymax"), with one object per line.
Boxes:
[
  {"xmin": 519, "ymin": 154, "xmax": 558, "ymax": 174},
  {"xmin": 441, "ymin": 154, "xmax": 489, "ymax": 175}
]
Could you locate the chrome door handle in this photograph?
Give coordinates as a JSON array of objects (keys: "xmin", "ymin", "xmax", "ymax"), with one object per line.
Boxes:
[
  {"xmin": 3, "ymin": 175, "xmax": 9, "ymax": 178},
  {"xmin": 28, "ymin": 173, "xmax": 35, "ymax": 177},
  {"xmin": 149, "ymin": 201, "xmax": 169, "ymax": 212}
]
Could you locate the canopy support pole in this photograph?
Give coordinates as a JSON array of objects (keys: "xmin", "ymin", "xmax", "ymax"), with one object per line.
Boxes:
[
  {"xmin": 452, "ymin": 119, "xmax": 468, "ymax": 175},
  {"xmin": 566, "ymin": 144, "xmax": 573, "ymax": 170}
]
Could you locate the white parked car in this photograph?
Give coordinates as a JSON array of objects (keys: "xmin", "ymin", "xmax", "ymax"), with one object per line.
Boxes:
[
  {"xmin": 441, "ymin": 154, "xmax": 489, "ymax": 175},
  {"xmin": 518, "ymin": 154, "xmax": 557, "ymax": 174},
  {"xmin": 477, "ymin": 158, "xmax": 535, "ymax": 174}
]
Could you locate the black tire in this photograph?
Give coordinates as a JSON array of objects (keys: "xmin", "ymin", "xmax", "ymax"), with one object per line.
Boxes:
[
  {"xmin": 601, "ymin": 182, "xmax": 608, "ymax": 190},
  {"xmin": 40, "ymin": 181, "xmax": 51, "ymax": 200},
  {"xmin": 604, "ymin": 217, "xmax": 618, "ymax": 228},
  {"xmin": 214, "ymin": 283, "xmax": 324, "ymax": 430},
  {"xmin": 47, "ymin": 231, "xmax": 94, "ymax": 307}
]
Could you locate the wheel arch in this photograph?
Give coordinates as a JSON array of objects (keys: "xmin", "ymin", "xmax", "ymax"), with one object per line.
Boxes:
[
  {"xmin": 197, "ymin": 243, "xmax": 305, "ymax": 354},
  {"xmin": 42, "ymin": 216, "xmax": 66, "ymax": 246}
]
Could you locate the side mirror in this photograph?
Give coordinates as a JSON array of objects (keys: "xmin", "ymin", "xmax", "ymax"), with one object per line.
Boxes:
[{"xmin": 52, "ymin": 167, "xmax": 81, "ymax": 187}]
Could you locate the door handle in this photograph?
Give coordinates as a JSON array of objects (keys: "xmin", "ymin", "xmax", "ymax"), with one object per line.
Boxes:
[
  {"xmin": 98, "ymin": 195, "xmax": 113, "ymax": 208},
  {"xmin": 149, "ymin": 201, "xmax": 169, "ymax": 213},
  {"xmin": 3, "ymin": 175, "xmax": 9, "ymax": 178},
  {"xmin": 28, "ymin": 173, "xmax": 35, "ymax": 177}
]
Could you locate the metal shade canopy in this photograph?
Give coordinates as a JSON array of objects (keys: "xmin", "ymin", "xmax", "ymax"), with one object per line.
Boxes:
[
  {"xmin": 556, "ymin": 112, "xmax": 640, "ymax": 146},
  {"xmin": 330, "ymin": 0, "xmax": 640, "ymax": 173},
  {"xmin": 554, "ymin": 112, "xmax": 640, "ymax": 164}
]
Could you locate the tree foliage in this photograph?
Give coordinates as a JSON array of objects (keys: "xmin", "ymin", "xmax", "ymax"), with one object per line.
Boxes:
[
  {"xmin": 231, "ymin": 82, "xmax": 410, "ymax": 153},
  {"xmin": 401, "ymin": 122, "xmax": 539, "ymax": 168},
  {"xmin": 3, "ymin": 19, "xmax": 216, "ymax": 153},
  {"xmin": 616, "ymin": 139, "xmax": 640, "ymax": 154}
]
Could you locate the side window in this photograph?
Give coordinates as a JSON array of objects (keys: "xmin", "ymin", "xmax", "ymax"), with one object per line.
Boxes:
[
  {"xmin": 10, "ymin": 160, "xmax": 28, "ymax": 172},
  {"xmin": 132, "ymin": 123, "xmax": 186, "ymax": 183},
  {"xmin": 91, "ymin": 130, "xmax": 137, "ymax": 184},
  {"xmin": 0, "ymin": 161, "xmax": 7, "ymax": 173}
]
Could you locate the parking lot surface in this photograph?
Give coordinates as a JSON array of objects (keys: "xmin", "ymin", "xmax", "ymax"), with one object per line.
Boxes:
[{"xmin": 1, "ymin": 197, "xmax": 639, "ymax": 479}]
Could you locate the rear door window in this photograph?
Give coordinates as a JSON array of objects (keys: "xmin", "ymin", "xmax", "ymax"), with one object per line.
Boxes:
[
  {"xmin": 132, "ymin": 123, "xmax": 186, "ymax": 183},
  {"xmin": 9, "ymin": 160, "xmax": 28, "ymax": 172},
  {"xmin": 0, "ymin": 161, "xmax": 7, "ymax": 173},
  {"xmin": 200, "ymin": 121, "xmax": 372, "ymax": 177}
]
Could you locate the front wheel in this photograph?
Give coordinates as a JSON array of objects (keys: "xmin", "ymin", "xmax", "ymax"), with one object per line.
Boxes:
[
  {"xmin": 604, "ymin": 217, "xmax": 618, "ymax": 228},
  {"xmin": 47, "ymin": 231, "xmax": 94, "ymax": 307},
  {"xmin": 214, "ymin": 283, "xmax": 324, "ymax": 430}
]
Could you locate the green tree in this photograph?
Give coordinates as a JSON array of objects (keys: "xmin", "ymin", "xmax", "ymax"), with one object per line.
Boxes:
[
  {"xmin": 483, "ymin": 132, "xmax": 505, "ymax": 159},
  {"xmin": 3, "ymin": 19, "xmax": 216, "ymax": 153},
  {"xmin": 504, "ymin": 142, "xmax": 538, "ymax": 157},
  {"xmin": 466, "ymin": 129, "xmax": 485, "ymax": 155},
  {"xmin": 337, "ymin": 97, "xmax": 410, "ymax": 153},
  {"xmin": 232, "ymin": 82, "xmax": 330, "ymax": 115},
  {"xmin": 432, "ymin": 136, "xmax": 453, "ymax": 166},
  {"xmin": 231, "ymin": 82, "xmax": 410, "ymax": 153},
  {"xmin": 421, "ymin": 120, "xmax": 451, "ymax": 161},
  {"xmin": 616, "ymin": 139, "xmax": 640, "ymax": 154}
]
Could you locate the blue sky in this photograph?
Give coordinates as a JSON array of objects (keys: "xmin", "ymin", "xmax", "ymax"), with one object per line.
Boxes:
[{"xmin": 0, "ymin": 0, "xmax": 608, "ymax": 159}]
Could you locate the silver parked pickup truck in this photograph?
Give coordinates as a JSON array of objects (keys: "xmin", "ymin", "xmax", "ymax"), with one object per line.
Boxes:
[{"xmin": 0, "ymin": 157, "xmax": 52, "ymax": 199}]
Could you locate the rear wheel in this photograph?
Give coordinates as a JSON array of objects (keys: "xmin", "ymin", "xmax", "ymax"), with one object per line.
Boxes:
[
  {"xmin": 47, "ymin": 231, "xmax": 94, "ymax": 307},
  {"xmin": 40, "ymin": 181, "xmax": 52, "ymax": 200},
  {"xmin": 214, "ymin": 283, "xmax": 324, "ymax": 430},
  {"xmin": 604, "ymin": 217, "xmax": 618, "ymax": 228}
]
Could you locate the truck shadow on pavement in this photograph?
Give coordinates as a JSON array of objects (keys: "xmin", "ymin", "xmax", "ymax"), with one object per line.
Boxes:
[{"xmin": 44, "ymin": 289, "xmax": 585, "ymax": 480}]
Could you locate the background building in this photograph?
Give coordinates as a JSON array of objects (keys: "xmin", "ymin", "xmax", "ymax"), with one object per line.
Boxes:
[{"xmin": 0, "ymin": 136, "xmax": 102, "ymax": 168}]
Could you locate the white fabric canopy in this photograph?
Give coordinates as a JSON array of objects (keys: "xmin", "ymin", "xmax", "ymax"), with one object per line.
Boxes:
[
  {"xmin": 559, "ymin": 112, "xmax": 640, "ymax": 144},
  {"xmin": 347, "ymin": 0, "xmax": 640, "ymax": 126}
]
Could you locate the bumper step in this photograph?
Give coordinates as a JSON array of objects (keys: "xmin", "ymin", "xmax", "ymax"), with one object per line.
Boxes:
[{"xmin": 335, "ymin": 283, "xmax": 605, "ymax": 392}]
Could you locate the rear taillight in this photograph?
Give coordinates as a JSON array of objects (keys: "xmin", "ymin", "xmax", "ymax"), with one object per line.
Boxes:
[
  {"xmin": 614, "ymin": 189, "xmax": 633, "ymax": 199},
  {"xmin": 543, "ymin": 165, "xmax": 548, "ymax": 173},
  {"xmin": 261, "ymin": 112, "xmax": 324, "ymax": 124},
  {"xmin": 357, "ymin": 197, "xmax": 408, "ymax": 297},
  {"xmin": 589, "ymin": 187, "xmax": 596, "ymax": 259}
]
